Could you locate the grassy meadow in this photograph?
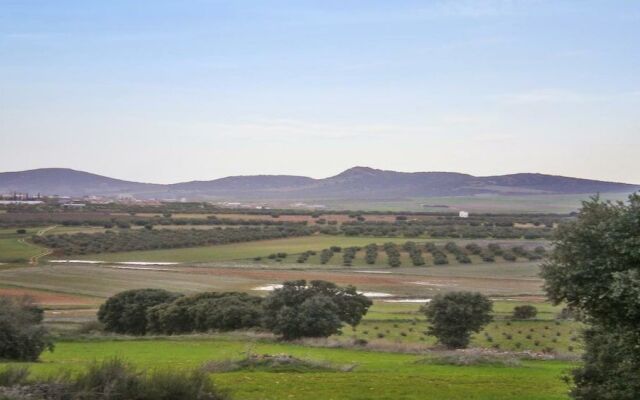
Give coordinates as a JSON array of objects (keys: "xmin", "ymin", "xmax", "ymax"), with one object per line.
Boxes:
[
  {"xmin": 0, "ymin": 227, "xmax": 48, "ymax": 263},
  {"xmin": 0, "ymin": 337, "xmax": 574, "ymax": 400},
  {"xmin": 320, "ymin": 192, "xmax": 633, "ymax": 213}
]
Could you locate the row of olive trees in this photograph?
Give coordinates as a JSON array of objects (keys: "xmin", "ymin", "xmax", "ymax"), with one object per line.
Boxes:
[{"xmin": 32, "ymin": 225, "xmax": 312, "ymax": 255}]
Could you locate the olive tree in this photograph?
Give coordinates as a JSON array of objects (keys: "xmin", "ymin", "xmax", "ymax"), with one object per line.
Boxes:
[
  {"xmin": 262, "ymin": 280, "xmax": 372, "ymax": 340},
  {"xmin": 422, "ymin": 292, "xmax": 492, "ymax": 349}
]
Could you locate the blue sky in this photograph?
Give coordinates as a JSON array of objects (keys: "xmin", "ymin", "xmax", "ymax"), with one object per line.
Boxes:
[{"xmin": 1, "ymin": 0, "xmax": 639, "ymax": 183}]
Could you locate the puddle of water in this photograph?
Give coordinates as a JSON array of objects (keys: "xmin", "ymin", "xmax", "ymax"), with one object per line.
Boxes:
[
  {"xmin": 252, "ymin": 285, "xmax": 393, "ymax": 298},
  {"xmin": 50, "ymin": 260, "xmax": 105, "ymax": 264},
  {"xmin": 354, "ymin": 270, "xmax": 392, "ymax": 274},
  {"xmin": 359, "ymin": 291, "xmax": 393, "ymax": 298},
  {"xmin": 408, "ymin": 281, "xmax": 457, "ymax": 288},
  {"xmin": 105, "ymin": 266, "xmax": 174, "ymax": 271},
  {"xmin": 116, "ymin": 261, "xmax": 179, "ymax": 266},
  {"xmin": 252, "ymin": 284, "xmax": 284, "ymax": 291},
  {"xmin": 383, "ymin": 299, "xmax": 432, "ymax": 303},
  {"xmin": 49, "ymin": 260, "xmax": 179, "ymax": 266}
]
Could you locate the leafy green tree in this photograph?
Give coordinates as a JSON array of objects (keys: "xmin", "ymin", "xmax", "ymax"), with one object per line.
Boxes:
[
  {"xmin": 0, "ymin": 296, "xmax": 53, "ymax": 361},
  {"xmin": 541, "ymin": 194, "xmax": 640, "ymax": 400},
  {"xmin": 422, "ymin": 292, "xmax": 492, "ymax": 349},
  {"xmin": 262, "ymin": 280, "xmax": 372, "ymax": 340},
  {"xmin": 147, "ymin": 292, "xmax": 263, "ymax": 334},
  {"xmin": 98, "ymin": 289, "xmax": 180, "ymax": 335}
]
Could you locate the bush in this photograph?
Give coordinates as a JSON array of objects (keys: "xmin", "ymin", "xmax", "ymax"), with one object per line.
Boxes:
[
  {"xmin": 419, "ymin": 353, "xmax": 521, "ymax": 367},
  {"xmin": 0, "ymin": 296, "xmax": 53, "ymax": 361},
  {"xmin": 0, "ymin": 358, "xmax": 228, "ymax": 400},
  {"xmin": 75, "ymin": 320, "xmax": 105, "ymax": 335},
  {"xmin": 98, "ymin": 289, "xmax": 181, "ymax": 335},
  {"xmin": 262, "ymin": 280, "xmax": 372, "ymax": 340},
  {"xmin": 422, "ymin": 292, "xmax": 493, "ymax": 349},
  {"xmin": 0, "ymin": 366, "xmax": 29, "ymax": 387},
  {"xmin": 512, "ymin": 305, "xmax": 538, "ymax": 319},
  {"xmin": 201, "ymin": 353, "xmax": 354, "ymax": 373}
]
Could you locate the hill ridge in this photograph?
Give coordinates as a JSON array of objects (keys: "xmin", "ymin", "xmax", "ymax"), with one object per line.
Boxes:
[{"xmin": 0, "ymin": 167, "xmax": 637, "ymax": 199}]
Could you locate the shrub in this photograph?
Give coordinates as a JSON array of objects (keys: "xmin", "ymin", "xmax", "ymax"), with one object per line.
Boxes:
[
  {"xmin": 419, "ymin": 354, "xmax": 521, "ymax": 367},
  {"xmin": 512, "ymin": 305, "xmax": 538, "ymax": 319},
  {"xmin": 0, "ymin": 366, "xmax": 29, "ymax": 387},
  {"xmin": 0, "ymin": 296, "xmax": 53, "ymax": 361},
  {"xmin": 98, "ymin": 289, "xmax": 181, "ymax": 335},
  {"xmin": 0, "ymin": 358, "xmax": 228, "ymax": 400}
]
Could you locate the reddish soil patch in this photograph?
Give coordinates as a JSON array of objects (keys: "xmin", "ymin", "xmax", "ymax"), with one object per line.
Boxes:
[{"xmin": 0, "ymin": 288, "xmax": 98, "ymax": 305}]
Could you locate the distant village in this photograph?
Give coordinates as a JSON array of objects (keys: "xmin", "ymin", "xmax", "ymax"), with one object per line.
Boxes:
[{"xmin": 0, "ymin": 192, "xmax": 331, "ymax": 211}]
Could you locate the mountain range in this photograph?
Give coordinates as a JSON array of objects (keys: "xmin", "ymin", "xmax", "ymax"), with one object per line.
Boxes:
[{"xmin": 0, "ymin": 167, "xmax": 637, "ymax": 200}]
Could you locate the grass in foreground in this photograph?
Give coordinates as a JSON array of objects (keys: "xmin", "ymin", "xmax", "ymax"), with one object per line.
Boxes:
[{"xmin": 0, "ymin": 338, "xmax": 573, "ymax": 400}]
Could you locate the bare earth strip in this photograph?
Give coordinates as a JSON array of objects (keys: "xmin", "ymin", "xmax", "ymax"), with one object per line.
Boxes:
[
  {"xmin": 0, "ymin": 287, "xmax": 100, "ymax": 306},
  {"xmin": 0, "ymin": 263, "xmax": 544, "ymax": 300}
]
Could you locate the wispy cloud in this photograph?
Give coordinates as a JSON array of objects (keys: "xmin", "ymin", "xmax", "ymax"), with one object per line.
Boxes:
[
  {"xmin": 499, "ymin": 88, "xmax": 640, "ymax": 105},
  {"xmin": 500, "ymin": 89, "xmax": 606, "ymax": 105},
  {"xmin": 426, "ymin": 0, "xmax": 536, "ymax": 18}
]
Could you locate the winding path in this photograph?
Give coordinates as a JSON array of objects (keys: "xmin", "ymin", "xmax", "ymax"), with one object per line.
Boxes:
[{"xmin": 19, "ymin": 225, "xmax": 56, "ymax": 265}]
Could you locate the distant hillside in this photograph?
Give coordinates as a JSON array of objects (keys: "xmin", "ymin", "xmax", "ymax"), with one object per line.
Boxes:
[
  {"xmin": 0, "ymin": 167, "xmax": 637, "ymax": 200},
  {"xmin": 0, "ymin": 168, "xmax": 161, "ymax": 197}
]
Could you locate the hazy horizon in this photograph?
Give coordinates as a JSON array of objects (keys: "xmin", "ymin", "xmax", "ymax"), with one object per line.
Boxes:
[
  {"xmin": 2, "ymin": 1, "xmax": 639, "ymax": 184},
  {"xmin": 2, "ymin": 165, "xmax": 639, "ymax": 186}
]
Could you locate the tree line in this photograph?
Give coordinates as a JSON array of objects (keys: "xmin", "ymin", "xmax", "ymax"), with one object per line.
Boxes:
[
  {"xmin": 33, "ymin": 226, "xmax": 312, "ymax": 255},
  {"xmin": 97, "ymin": 281, "xmax": 372, "ymax": 340}
]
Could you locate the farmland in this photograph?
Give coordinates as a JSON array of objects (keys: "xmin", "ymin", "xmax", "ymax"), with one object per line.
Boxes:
[
  {"xmin": 0, "ymin": 205, "xmax": 577, "ymax": 400},
  {"xmin": 320, "ymin": 192, "xmax": 632, "ymax": 213},
  {"xmin": 55, "ymin": 235, "xmax": 546, "ymax": 265}
]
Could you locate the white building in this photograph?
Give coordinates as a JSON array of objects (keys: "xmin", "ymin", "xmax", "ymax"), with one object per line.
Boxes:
[{"xmin": 459, "ymin": 211, "xmax": 469, "ymax": 218}]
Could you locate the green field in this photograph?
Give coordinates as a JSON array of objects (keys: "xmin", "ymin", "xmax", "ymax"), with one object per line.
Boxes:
[
  {"xmin": 0, "ymin": 227, "xmax": 47, "ymax": 263},
  {"xmin": 320, "ymin": 192, "xmax": 633, "ymax": 213},
  {"xmin": 0, "ymin": 221, "xmax": 578, "ymax": 400},
  {"xmin": 0, "ymin": 337, "xmax": 574, "ymax": 400}
]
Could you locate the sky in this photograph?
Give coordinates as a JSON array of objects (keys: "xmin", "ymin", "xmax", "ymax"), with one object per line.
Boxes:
[{"xmin": 1, "ymin": 0, "xmax": 639, "ymax": 184}]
